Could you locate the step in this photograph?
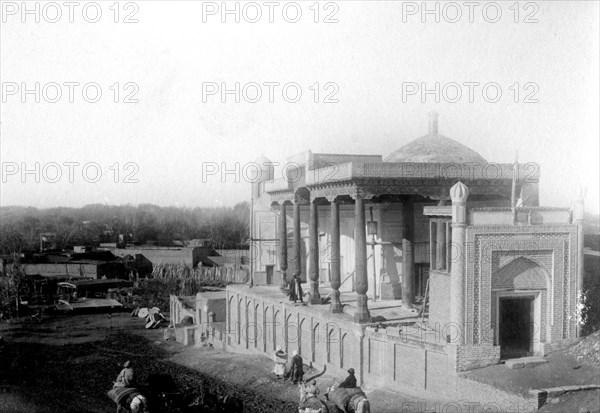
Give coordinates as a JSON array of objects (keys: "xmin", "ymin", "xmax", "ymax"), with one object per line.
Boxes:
[{"xmin": 504, "ymin": 356, "xmax": 548, "ymax": 369}]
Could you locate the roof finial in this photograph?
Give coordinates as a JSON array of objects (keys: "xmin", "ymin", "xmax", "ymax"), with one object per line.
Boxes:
[
  {"xmin": 450, "ymin": 181, "xmax": 469, "ymax": 203},
  {"xmin": 428, "ymin": 111, "xmax": 439, "ymax": 135}
]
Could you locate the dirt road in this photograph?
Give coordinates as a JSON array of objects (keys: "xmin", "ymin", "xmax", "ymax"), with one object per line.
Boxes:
[
  {"xmin": 0, "ymin": 312, "xmax": 437, "ymax": 413},
  {"xmin": 0, "ymin": 313, "xmax": 299, "ymax": 412}
]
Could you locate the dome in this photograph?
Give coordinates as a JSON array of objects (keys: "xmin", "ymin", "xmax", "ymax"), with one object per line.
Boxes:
[
  {"xmin": 254, "ymin": 155, "xmax": 272, "ymax": 165},
  {"xmin": 384, "ymin": 112, "xmax": 487, "ymax": 164},
  {"xmin": 249, "ymin": 155, "xmax": 274, "ymax": 182}
]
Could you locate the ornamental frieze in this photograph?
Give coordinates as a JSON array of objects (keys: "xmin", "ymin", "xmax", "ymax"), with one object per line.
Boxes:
[{"xmin": 307, "ymin": 179, "xmax": 513, "ymax": 201}]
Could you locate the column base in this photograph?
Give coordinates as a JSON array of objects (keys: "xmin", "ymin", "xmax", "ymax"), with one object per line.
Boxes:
[
  {"xmin": 353, "ymin": 294, "xmax": 371, "ymax": 323},
  {"xmin": 309, "ymin": 282, "xmax": 321, "ymax": 305},
  {"xmin": 330, "ymin": 290, "xmax": 343, "ymax": 313}
]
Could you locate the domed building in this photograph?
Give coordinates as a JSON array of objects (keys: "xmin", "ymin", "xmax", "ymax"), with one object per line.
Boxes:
[
  {"xmin": 385, "ymin": 112, "xmax": 487, "ymax": 164},
  {"xmin": 227, "ymin": 112, "xmax": 584, "ymax": 405}
]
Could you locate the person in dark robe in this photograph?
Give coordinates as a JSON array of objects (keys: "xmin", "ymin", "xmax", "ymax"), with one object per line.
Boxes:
[
  {"xmin": 288, "ymin": 350, "xmax": 304, "ymax": 384},
  {"xmin": 288, "ymin": 276, "xmax": 304, "ymax": 303},
  {"xmin": 338, "ymin": 368, "xmax": 357, "ymax": 388},
  {"xmin": 288, "ymin": 279, "xmax": 297, "ymax": 302},
  {"xmin": 293, "ymin": 276, "xmax": 303, "ymax": 303}
]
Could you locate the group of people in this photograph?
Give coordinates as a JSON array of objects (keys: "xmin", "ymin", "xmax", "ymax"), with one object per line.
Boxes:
[
  {"xmin": 272, "ymin": 346, "xmax": 357, "ymax": 389},
  {"xmin": 273, "ymin": 346, "xmax": 305, "ymax": 383}
]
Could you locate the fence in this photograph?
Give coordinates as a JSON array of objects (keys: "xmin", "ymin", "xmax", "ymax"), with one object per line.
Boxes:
[{"xmin": 151, "ymin": 264, "xmax": 249, "ymax": 286}]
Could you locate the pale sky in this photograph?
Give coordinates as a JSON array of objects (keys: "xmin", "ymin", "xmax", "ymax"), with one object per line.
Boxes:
[{"xmin": 1, "ymin": 1, "xmax": 598, "ymax": 213}]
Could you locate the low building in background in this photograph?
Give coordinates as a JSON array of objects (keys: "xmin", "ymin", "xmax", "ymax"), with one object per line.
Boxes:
[
  {"xmin": 21, "ymin": 249, "xmax": 127, "ymax": 280},
  {"xmin": 99, "ymin": 244, "xmax": 207, "ymax": 268},
  {"xmin": 169, "ymin": 290, "xmax": 227, "ymax": 348}
]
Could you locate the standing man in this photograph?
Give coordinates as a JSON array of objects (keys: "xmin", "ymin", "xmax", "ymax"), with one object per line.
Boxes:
[
  {"xmin": 288, "ymin": 350, "xmax": 304, "ymax": 384},
  {"xmin": 288, "ymin": 276, "xmax": 304, "ymax": 304},
  {"xmin": 288, "ymin": 278, "xmax": 297, "ymax": 302},
  {"xmin": 295, "ymin": 276, "xmax": 304, "ymax": 303}
]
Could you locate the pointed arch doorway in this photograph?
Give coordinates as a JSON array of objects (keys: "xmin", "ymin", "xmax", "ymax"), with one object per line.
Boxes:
[{"xmin": 492, "ymin": 257, "xmax": 549, "ymax": 359}]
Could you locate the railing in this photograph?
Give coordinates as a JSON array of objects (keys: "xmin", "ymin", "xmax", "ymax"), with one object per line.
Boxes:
[{"xmin": 151, "ymin": 264, "xmax": 249, "ymax": 285}]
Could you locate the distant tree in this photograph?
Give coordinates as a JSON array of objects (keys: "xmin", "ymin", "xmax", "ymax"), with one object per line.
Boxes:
[
  {"xmin": 0, "ymin": 202, "xmax": 250, "ymax": 251},
  {"xmin": 0, "ymin": 256, "xmax": 29, "ymax": 318}
]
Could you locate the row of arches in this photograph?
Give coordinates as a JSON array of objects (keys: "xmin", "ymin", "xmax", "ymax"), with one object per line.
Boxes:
[{"xmin": 227, "ymin": 293, "xmax": 357, "ymax": 369}]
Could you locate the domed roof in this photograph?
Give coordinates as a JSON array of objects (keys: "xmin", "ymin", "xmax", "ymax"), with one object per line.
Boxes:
[
  {"xmin": 254, "ymin": 155, "xmax": 272, "ymax": 166},
  {"xmin": 384, "ymin": 112, "xmax": 487, "ymax": 164},
  {"xmin": 250, "ymin": 155, "xmax": 274, "ymax": 182}
]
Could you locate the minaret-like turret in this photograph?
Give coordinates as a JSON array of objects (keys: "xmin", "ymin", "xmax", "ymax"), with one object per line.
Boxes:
[{"xmin": 450, "ymin": 181, "xmax": 469, "ymax": 345}]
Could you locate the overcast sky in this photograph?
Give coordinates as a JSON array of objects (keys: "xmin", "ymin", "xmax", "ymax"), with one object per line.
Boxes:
[{"xmin": 1, "ymin": 1, "xmax": 598, "ymax": 213}]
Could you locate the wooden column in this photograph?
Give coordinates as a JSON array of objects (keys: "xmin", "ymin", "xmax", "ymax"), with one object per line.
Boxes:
[
  {"xmin": 445, "ymin": 221, "xmax": 452, "ymax": 272},
  {"xmin": 354, "ymin": 194, "xmax": 371, "ymax": 323},
  {"xmin": 436, "ymin": 220, "xmax": 446, "ymax": 270},
  {"xmin": 293, "ymin": 199, "xmax": 302, "ymax": 280},
  {"xmin": 330, "ymin": 198, "xmax": 343, "ymax": 313},
  {"xmin": 278, "ymin": 202, "xmax": 288, "ymax": 292},
  {"xmin": 308, "ymin": 199, "xmax": 321, "ymax": 304},
  {"xmin": 402, "ymin": 197, "xmax": 415, "ymax": 308}
]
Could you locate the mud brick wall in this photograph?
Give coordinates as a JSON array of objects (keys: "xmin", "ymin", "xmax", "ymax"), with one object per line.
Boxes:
[
  {"xmin": 362, "ymin": 329, "xmax": 456, "ymax": 396},
  {"xmin": 226, "ymin": 285, "xmax": 459, "ymax": 396}
]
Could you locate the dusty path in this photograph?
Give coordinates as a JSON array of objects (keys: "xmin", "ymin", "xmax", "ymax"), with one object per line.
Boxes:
[
  {"xmin": 0, "ymin": 313, "xmax": 297, "ymax": 412},
  {"xmin": 0, "ymin": 312, "xmax": 444, "ymax": 412},
  {"xmin": 4, "ymin": 311, "xmax": 598, "ymax": 412},
  {"xmin": 167, "ymin": 342, "xmax": 450, "ymax": 413}
]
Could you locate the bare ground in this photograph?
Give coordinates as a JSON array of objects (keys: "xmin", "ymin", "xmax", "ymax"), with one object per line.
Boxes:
[
  {"xmin": 2, "ymin": 312, "xmax": 598, "ymax": 412},
  {"xmin": 0, "ymin": 313, "xmax": 299, "ymax": 413},
  {"xmin": 0, "ymin": 312, "xmax": 439, "ymax": 413}
]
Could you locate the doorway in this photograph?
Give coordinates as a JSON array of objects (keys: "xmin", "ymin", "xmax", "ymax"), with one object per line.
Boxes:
[
  {"xmin": 266, "ymin": 265, "xmax": 274, "ymax": 285},
  {"xmin": 499, "ymin": 296, "xmax": 534, "ymax": 359}
]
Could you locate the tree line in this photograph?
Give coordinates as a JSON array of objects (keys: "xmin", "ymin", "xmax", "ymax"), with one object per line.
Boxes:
[{"xmin": 0, "ymin": 202, "xmax": 250, "ymax": 253}]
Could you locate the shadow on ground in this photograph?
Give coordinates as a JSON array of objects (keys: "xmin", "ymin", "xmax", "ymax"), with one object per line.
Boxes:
[{"xmin": 0, "ymin": 315, "xmax": 297, "ymax": 413}]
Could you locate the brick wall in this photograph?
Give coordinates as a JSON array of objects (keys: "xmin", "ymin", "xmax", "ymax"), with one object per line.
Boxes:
[
  {"xmin": 452, "ymin": 344, "xmax": 501, "ymax": 371},
  {"xmin": 464, "ymin": 225, "xmax": 578, "ymax": 346}
]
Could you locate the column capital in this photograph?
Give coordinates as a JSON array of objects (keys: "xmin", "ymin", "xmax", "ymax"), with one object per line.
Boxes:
[
  {"xmin": 293, "ymin": 187, "xmax": 310, "ymax": 204},
  {"xmin": 351, "ymin": 187, "xmax": 376, "ymax": 201}
]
